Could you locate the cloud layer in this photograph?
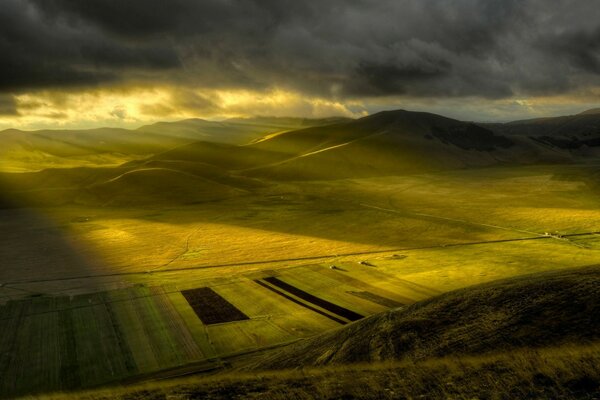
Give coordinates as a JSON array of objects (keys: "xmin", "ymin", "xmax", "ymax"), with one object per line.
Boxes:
[{"xmin": 0, "ymin": 0, "xmax": 599, "ymax": 126}]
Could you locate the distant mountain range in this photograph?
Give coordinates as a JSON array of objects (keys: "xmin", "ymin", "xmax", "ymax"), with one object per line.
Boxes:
[
  {"xmin": 0, "ymin": 117, "xmax": 350, "ymax": 173},
  {"xmin": 1, "ymin": 109, "xmax": 599, "ymax": 206},
  {"xmin": 136, "ymin": 108, "xmax": 600, "ymax": 180}
]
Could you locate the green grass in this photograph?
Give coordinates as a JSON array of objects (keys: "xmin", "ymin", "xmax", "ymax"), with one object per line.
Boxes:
[
  {"xmin": 26, "ymin": 344, "xmax": 600, "ymax": 399},
  {"xmin": 5, "ymin": 164, "xmax": 598, "ymax": 299},
  {"xmin": 247, "ymin": 265, "xmax": 600, "ymax": 370},
  {"xmin": 0, "ymin": 286, "xmax": 211, "ymax": 398},
  {"xmin": 0, "ymin": 117, "xmax": 339, "ymax": 173},
  {"xmin": 210, "ymin": 280, "xmax": 341, "ymax": 334},
  {"xmin": 0, "ymin": 272, "xmax": 398, "ymax": 397},
  {"xmin": 0, "ymin": 261, "xmax": 455, "ymax": 398},
  {"xmin": 1, "ymin": 163, "xmax": 599, "ymax": 398},
  {"xmin": 0, "ymin": 118, "xmax": 599, "ymax": 399},
  {"xmin": 2, "ymin": 262, "xmax": 597, "ymax": 398}
]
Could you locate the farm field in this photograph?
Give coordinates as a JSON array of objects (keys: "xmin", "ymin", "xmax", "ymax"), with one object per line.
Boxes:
[
  {"xmin": 0, "ymin": 162, "xmax": 599, "ymax": 397},
  {"xmin": 0, "ymin": 262, "xmax": 436, "ymax": 397},
  {"xmin": 3, "ymin": 232, "xmax": 596, "ymax": 399},
  {"xmin": 2, "ymin": 164, "xmax": 599, "ymax": 295}
]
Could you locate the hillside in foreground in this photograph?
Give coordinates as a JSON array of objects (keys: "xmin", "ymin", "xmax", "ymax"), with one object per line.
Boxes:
[
  {"xmin": 30, "ymin": 345, "xmax": 600, "ymax": 400},
  {"xmin": 247, "ymin": 265, "xmax": 600, "ymax": 370},
  {"xmin": 26, "ymin": 266, "xmax": 600, "ymax": 400}
]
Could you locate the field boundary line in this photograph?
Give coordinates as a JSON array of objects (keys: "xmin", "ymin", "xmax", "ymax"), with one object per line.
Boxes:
[
  {"xmin": 360, "ymin": 203, "xmax": 544, "ymax": 236},
  {"xmin": 3, "ymin": 231, "xmax": 598, "ymax": 286}
]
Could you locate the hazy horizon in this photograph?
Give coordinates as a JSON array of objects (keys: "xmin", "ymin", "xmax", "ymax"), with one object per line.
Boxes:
[{"xmin": 2, "ymin": 105, "xmax": 600, "ymax": 132}]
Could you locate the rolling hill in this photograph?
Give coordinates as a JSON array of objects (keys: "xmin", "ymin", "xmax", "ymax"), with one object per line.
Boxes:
[
  {"xmin": 0, "ymin": 117, "xmax": 346, "ymax": 172},
  {"xmin": 486, "ymin": 108, "xmax": 600, "ymax": 158},
  {"xmin": 2, "ymin": 108, "xmax": 600, "ymax": 206},
  {"xmin": 243, "ymin": 110, "xmax": 521, "ymax": 179},
  {"xmin": 0, "ymin": 160, "xmax": 260, "ymax": 207},
  {"xmin": 248, "ymin": 265, "xmax": 600, "ymax": 369},
  {"xmin": 147, "ymin": 109, "xmax": 590, "ymax": 181},
  {"xmin": 244, "ymin": 109, "xmax": 600, "ymax": 179},
  {"xmin": 139, "ymin": 110, "xmax": 509, "ymax": 181},
  {"xmin": 82, "ymin": 168, "xmax": 247, "ymax": 206}
]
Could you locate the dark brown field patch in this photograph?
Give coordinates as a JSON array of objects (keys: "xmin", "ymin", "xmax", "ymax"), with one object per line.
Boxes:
[
  {"xmin": 263, "ymin": 277, "xmax": 364, "ymax": 321},
  {"xmin": 346, "ymin": 291, "xmax": 404, "ymax": 308},
  {"xmin": 181, "ymin": 288, "xmax": 249, "ymax": 325}
]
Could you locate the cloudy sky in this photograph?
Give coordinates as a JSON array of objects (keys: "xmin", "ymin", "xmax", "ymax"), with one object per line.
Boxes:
[{"xmin": 1, "ymin": 0, "xmax": 599, "ymax": 129}]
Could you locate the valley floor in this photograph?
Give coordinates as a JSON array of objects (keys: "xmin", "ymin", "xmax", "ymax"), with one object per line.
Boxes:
[{"xmin": 1, "ymin": 164, "xmax": 599, "ymax": 397}]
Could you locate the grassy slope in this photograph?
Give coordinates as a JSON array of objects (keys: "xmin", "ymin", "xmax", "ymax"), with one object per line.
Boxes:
[
  {"xmin": 242, "ymin": 110, "xmax": 571, "ymax": 180},
  {"xmin": 28, "ymin": 266, "xmax": 600, "ymax": 400},
  {"xmin": 148, "ymin": 140, "xmax": 288, "ymax": 170},
  {"xmin": 248, "ymin": 265, "xmax": 600, "ymax": 369},
  {"xmin": 82, "ymin": 168, "xmax": 248, "ymax": 206},
  {"xmin": 133, "ymin": 110, "xmax": 584, "ymax": 182},
  {"xmin": 30, "ymin": 346, "xmax": 600, "ymax": 400},
  {"xmin": 0, "ymin": 117, "xmax": 345, "ymax": 173},
  {"xmin": 0, "ymin": 157, "xmax": 266, "ymax": 207},
  {"xmin": 486, "ymin": 112, "xmax": 600, "ymax": 158},
  {"xmin": 3, "ymin": 109, "xmax": 598, "ymax": 177},
  {"xmin": 3, "ymin": 109, "xmax": 598, "ymax": 207}
]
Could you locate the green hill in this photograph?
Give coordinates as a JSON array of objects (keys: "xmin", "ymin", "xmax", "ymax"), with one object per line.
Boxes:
[
  {"xmin": 3, "ymin": 109, "xmax": 600, "ymax": 205},
  {"xmin": 241, "ymin": 110, "xmax": 572, "ymax": 179},
  {"xmin": 82, "ymin": 168, "xmax": 246, "ymax": 206},
  {"xmin": 148, "ymin": 140, "xmax": 288, "ymax": 171},
  {"xmin": 0, "ymin": 117, "xmax": 345, "ymax": 172},
  {"xmin": 138, "ymin": 110, "xmax": 530, "ymax": 181},
  {"xmin": 152, "ymin": 109, "xmax": 593, "ymax": 181},
  {"xmin": 486, "ymin": 109, "xmax": 600, "ymax": 158},
  {"xmin": 249, "ymin": 265, "xmax": 600, "ymax": 369},
  {"xmin": 0, "ymin": 160, "xmax": 260, "ymax": 207}
]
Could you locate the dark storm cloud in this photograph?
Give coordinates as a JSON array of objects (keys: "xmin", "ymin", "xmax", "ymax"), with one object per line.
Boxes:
[
  {"xmin": 0, "ymin": 0, "xmax": 180, "ymax": 91},
  {"xmin": 2, "ymin": 0, "xmax": 600, "ymax": 99},
  {"xmin": 539, "ymin": 27, "xmax": 600, "ymax": 75}
]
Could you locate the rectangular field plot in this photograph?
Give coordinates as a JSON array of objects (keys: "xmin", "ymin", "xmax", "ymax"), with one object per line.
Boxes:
[
  {"xmin": 267, "ymin": 267, "xmax": 395, "ymax": 316},
  {"xmin": 262, "ymin": 276, "xmax": 364, "ymax": 321},
  {"xmin": 312, "ymin": 263, "xmax": 440, "ymax": 302},
  {"xmin": 106, "ymin": 286, "xmax": 206, "ymax": 371},
  {"xmin": 206, "ymin": 319, "xmax": 292, "ymax": 356},
  {"xmin": 0, "ymin": 285, "xmax": 209, "ymax": 398},
  {"xmin": 212, "ymin": 280, "xmax": 341, "ymax": 336},
  {"xmin": 0, "ymin": 263, "xmax": 439, "ymax": 399},
  {"xmin": 255, "ymin": 279, "xmax": 348, "ymax": 324},
  {"xmin": 346, "ymin": 291, "xmax": 404, "ymax": 308},
  {"xmin": 181, "ymin": 287, "xmax": 249, "ymax": 325}
]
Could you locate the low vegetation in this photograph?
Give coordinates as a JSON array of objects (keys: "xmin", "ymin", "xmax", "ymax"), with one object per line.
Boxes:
[
  {"xmin": 6, "ymin": 265, "xmax": 599, "ymax": 399},
  {"xmin": 28, "ymin": 336, "xmax": 600, "ymax": 399},
  {"xmin": 247, "ymin": 265, "xmax": 600, "ymax": 369}
]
